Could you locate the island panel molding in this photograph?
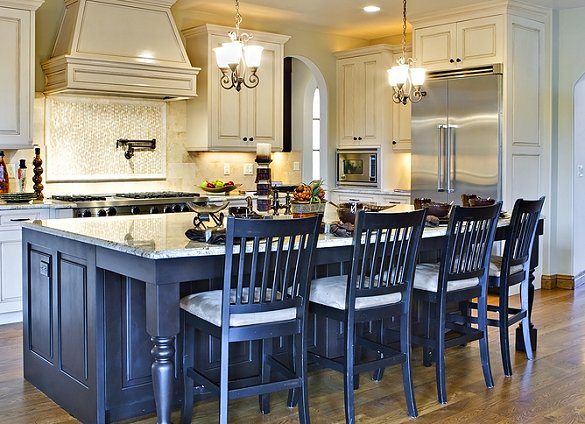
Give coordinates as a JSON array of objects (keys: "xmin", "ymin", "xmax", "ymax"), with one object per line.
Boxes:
[{"xmin": 45, "ymin": 95, "xmax": 167, "ymax": 182}]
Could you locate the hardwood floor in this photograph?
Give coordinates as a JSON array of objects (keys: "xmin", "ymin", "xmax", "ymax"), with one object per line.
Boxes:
[{"xmin": 2, "ymin": 289, "xmax": 585, "ymax": 423}]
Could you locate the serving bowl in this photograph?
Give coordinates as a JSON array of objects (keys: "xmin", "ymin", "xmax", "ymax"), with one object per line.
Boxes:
[
  {"xmin": 199, "ymin": 183, "xmax": 241, "ymax": 194},
  {"xmin": 425, "ymin": 202, "xmax": 452, "ymax": 218},
  {"xmin": 336, "ymin": 202, "xmax": 394, "ymax": 224}
]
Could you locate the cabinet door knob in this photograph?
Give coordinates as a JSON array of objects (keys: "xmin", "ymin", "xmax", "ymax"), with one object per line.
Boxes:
[
  {"xmin": 449, "ymin": 58, "xmax": 455, "ymax": 63},
  {"xmin": 358, "ymin": 137, "xmax": 362, "ymax": 140},
  {"xmin": 249, "ymin": 137, "xmax": 254, "ymax": 142},
  {"xmin": 392, "ymin": 140, "xmax": 397, "ymax": 145},
  {"xmin": 353, "ymin": 137, "xmax": 357, "ymax": 141},
  {"xmin": 456, "ymin": 58, "xmax": 461, "ymax": 63},
  {"xmin": 243, "ymin": 137, "xmax": 248, "ymax": 142}
]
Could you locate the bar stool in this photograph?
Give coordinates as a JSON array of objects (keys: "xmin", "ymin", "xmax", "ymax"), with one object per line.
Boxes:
[
  {"xmin": 308, "ymin": 209, "xmax": 427, "ymax": 422},
  {"xmin": 412, "ymin": 202, "xmax": 502, "ymax": 404},
  {"xmin": 481, "ymin": 196, "xmax": 545, "ymax": 376},
  {"xmin": 180, "ymin": 215, "xmax": 321, "ymax": 424}
]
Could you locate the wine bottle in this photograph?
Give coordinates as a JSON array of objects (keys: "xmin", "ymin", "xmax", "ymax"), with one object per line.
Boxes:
[{"xmin": 0, "ymin": 151, "xmax": 9, "ymax": 194}]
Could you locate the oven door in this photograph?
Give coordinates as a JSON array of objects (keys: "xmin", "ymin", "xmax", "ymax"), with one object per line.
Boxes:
[{"xmin": 336, "ymin": 150, "xmax": 379, "ymax": 187}]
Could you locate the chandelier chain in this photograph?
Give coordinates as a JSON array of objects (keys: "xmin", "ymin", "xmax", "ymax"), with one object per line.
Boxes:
[
  {"xmin": 401, "ymin": 0, "xmax": 407, "ymax": 58},
  {"xmin": 234, "ymin": 0, "xmax": 242, "ymax": 32}
]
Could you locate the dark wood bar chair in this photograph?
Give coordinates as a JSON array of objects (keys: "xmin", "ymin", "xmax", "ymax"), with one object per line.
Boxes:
[
  {"xmin": 180, "ymin": 215, "xmax": 321, "ymax": 424},
  {"xmin": 412, "ymin": 202, "xmax": 502, "ymax": 404},
  {"xmin": 470, "ymin": 196, "xmax": 545, "ymax": 376},
  {"xmin": 308, "ymin": 209, "xmax": 427, "ymax": 423}
]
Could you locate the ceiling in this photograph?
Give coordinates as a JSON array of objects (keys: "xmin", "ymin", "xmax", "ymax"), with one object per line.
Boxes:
[{"xmin": 173, "ymin": 0, "xmax": 585, "ymax": 39}]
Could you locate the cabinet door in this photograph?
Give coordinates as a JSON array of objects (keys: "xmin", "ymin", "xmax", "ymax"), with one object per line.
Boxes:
[
  {"xmin": 337, "ymin": 58, "xmax": 363, "ymax": 146},
  {"xmin": 414, "ymin": 23, "xmax": 457, "ymax": 71},
  {"xmin": 0, "ymin": 7, "xmax": 31, "ymax": 148},
  {"xmin": 457, "ymin": 16, "xmax": 503, "ymax": 68},
  {"xmin": 0, "ymin": 229, "xmax": 22, "ymax": 315}
]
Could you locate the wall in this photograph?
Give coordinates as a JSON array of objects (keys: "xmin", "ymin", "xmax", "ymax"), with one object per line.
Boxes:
[{"xmin": 556, "ymin": 7, "xmax": 585, "ymax": 277}]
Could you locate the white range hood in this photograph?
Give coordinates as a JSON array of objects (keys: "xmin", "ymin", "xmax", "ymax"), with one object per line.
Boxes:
[{"xmin": 42, "ymin": 0, "xmax": 199, "ymax": 99}]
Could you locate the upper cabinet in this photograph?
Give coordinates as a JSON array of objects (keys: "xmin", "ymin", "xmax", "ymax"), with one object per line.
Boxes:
[
  {"xmin": 183, "ymin": 24, "xmax": 289, "ymax": 151},
  {"xmin": 414, "ymin": 15, "xmax": 504, "ymax": 71},
  {"xmin": 0, "ymin": 1, "xmax": 42, "ymax": 149},
  {"xmin": 335, "ymin": 46, "xmax": 394, "ymax": 147}
]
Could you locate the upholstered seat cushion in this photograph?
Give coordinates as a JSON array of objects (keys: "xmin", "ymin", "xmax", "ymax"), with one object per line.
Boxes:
[
  {"xmin": 414, "ymin": 263, "xmax": 480, "ymax": 292},
  {"xmin": 180, "ymin": 288, "xmax": 296, "ymax": 327},
  {"xmin": 309, "ymin": 275, "xmax": 402, "ymax": 310},
  {"xmin": 489, "ymin": 255, "xmax": 525, "ymax": 277}
]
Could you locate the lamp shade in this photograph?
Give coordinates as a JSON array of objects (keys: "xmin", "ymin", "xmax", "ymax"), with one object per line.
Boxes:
[
  {"xmin": 221, "ymin": 41, "xmax": 243, "ymax": 66},
  {"xmin": 243, "ymin": 44, "xmax": 264, "ymax": 68},
  {"xmin": 410, "ymin": 67, "xmax": 426, "ymax": 87},
  {"xmin": 388, "ymin": 64, "xmax": 409, "ymax": 87},
  {"xmin": 213, "ymin": 46, "xmax": 230, "ymax": 69}
]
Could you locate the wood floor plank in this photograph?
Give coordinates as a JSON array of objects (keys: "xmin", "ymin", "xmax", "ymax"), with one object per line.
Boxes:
[{"xmin": 2, "ymin": 289, "xmax": 585, "ymax": 423}]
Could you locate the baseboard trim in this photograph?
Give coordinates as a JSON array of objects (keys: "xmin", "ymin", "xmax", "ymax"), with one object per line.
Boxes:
[{"xmin": 541, "ymin": 271, "xmax": 585, "ymax": 290}]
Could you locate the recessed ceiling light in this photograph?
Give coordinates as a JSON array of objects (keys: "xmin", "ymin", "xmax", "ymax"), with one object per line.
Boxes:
[{"xmin": 363, "ymin": 5, "xmax": 381, "ymax": 13}]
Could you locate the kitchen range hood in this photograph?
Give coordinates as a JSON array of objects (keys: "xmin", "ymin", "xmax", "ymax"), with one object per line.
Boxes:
[{"xmin": 42, "ymin": 0, "xmax": 200, "ymax": 99}]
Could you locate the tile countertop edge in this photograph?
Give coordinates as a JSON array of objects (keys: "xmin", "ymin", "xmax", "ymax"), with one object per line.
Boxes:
[{"xmin": 0, "ymin": 200, "xmax": 77, "ymax": 210}]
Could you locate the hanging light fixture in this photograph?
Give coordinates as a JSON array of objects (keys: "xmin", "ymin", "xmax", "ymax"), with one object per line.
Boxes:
[
  {"xmin": 387, "ymin": 0, "xmax": 426, "ymax": 105},
  {"xmin": 213, "ymin": 0, "xmax": 263, "ymax": 92}
]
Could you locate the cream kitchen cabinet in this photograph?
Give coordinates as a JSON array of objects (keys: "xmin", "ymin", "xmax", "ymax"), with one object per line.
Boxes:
[
  {"xmin": 414, "ymin": 15, "xmax": 504, "ymax": 71},
  {"xmin": 335, "ymin": 45, "xmax": 394, "ymax": 147},
  {"xmin": 0, "ymin": 1, "xmax": 41, "ymax": 149},
  {"xmin": 184, "ymin": 24, "xmax": 289, "ymax": 151},
  {"xmin": 0, "ymin": 207, "xmax": 73, "ymax": 324}
]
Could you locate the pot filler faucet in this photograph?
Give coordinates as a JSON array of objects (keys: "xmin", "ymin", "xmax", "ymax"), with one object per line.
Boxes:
[{"xmin": 116, "ymin": 138, "xmax": 156, "ymax": 160}]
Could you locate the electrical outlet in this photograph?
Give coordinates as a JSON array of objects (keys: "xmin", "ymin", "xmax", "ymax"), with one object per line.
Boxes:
[
  {"xmin": 243, "ymin": 163, "xmax": 254, "ymax": 175},
  {"xmin": 578, "ymin": 164, "xmax": 584, "ymax": 178},
  {"xmin": 223, "ymin": 163, "xmax": 231, "ymax": 175},
  {"xmin": 293, "ymin": 161, "xmax": 300, "ymax": 171},
  {"xmin": 40, "ymin": 261, "xmax": 50, "ymax": 278}
]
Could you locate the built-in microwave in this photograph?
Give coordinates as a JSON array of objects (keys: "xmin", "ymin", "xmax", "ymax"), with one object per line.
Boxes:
[{"xmin": 336, "ymin": 148, "xmax": 380, "ymax": 187}]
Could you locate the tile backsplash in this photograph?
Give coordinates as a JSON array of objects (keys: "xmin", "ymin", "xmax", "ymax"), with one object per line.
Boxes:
[{"xmin": 4, "ymin": 94, "xmax": 301, "ymax": 195}]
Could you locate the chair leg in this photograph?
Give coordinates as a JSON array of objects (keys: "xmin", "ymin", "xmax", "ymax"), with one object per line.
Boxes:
[
  {"xmin": 372, "ymin": 320, "xmax": 385, "ymax": 382},
  {"xmin": 219, "ymin": 336, "xmax": 230, "ymax": 424},
  {"xmin": 344, "ymin": 320, "xmax": 356, "ymax": 424},
  {"xmin": 435, "ymin": 299, "xmax": 448, "ymax": 404},
  {"xmin": 499, "ymin": 288, "xmax": 513, "ymax": 377},
  {"xmin": 400, "ymin": 311, "xmax": 418, "ymax": 418},
  {"xmin": 478, "ymin": 293, "xmax": 494, "ymax": 389},
  {"xmin": 422, "ymin": 301, "xmax": 434, "ymax": 367},
  {"xmin": 181, "ymin": 317, "xmax": 195, "ymax": 424},
  {"xmin": 295, "ymin": 330, "xmax": 311, "ymax": 424},
  {"xmin": 288, "ymin": 334, "xmax": 298, "ymax": 408},
  {"xmin": 520, "ymin": 275, "xmax": 534, "ymax": 360},
  {"xmin": 259, "ymin": 338, "xmax": 272, "ymax": 414}
]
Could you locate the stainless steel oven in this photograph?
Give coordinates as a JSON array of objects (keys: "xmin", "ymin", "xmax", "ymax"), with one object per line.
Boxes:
[{"xmin": 336, "ymin": 148, "xmax": 380, "ymax": 187}]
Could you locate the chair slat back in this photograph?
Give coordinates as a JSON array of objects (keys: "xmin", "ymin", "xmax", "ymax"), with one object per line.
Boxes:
[
  {"xmin": 503, "ymin": 196, "xmax": 545, "ymax": 269},
  {"xmin": 348, "ymin": 209, "xmax": 427, "ymax": 306},
  {"xmin": 223, "ymin": 216, "xmax": 321, "ymax": 318},
  {"xmin": 440, "ymin": 203, "xmax": 502, "ymax": 287}
]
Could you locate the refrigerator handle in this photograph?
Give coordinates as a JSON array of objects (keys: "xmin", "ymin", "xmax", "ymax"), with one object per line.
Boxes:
[
  {"xmin": 447, "ymin": 125, "xmax": 455, "ymax": 193},
  {"xmin": 437, "ymin": 125, "xmax": 447, "ymax": 192}
]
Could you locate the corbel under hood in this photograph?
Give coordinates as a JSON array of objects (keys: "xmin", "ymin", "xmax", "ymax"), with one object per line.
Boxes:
[{"xmin": 42, "ymin": 0, "xmax": 199, "ymax": 99}]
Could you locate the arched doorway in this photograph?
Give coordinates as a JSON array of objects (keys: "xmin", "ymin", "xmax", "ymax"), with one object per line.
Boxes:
[{"xmin": 285, "ymin": 55, "xmax": 329, "ymax": 186}]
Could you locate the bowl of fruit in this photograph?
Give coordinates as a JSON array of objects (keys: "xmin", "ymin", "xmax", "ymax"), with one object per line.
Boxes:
[
  {"xmin": 290, "ymin": 180, "xmax": 326, "ymax": 216},
  {"xmin": 198, "ymin": 180, "xmax": 241, "ymax": 194}
]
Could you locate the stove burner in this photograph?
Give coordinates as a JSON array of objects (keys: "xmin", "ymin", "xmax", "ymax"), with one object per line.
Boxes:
[
  {"xmin": 115, "ymin": 191, "xmax": 200, "ymax": 199},
  {"xmin": 52, "ymin": 195, "xmax": 108, "ymax": 202}
]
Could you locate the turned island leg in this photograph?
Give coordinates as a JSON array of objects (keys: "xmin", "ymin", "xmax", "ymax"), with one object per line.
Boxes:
[{"xmin": 146, "ymin": 283, "xmax": 180, "ymax": 424}]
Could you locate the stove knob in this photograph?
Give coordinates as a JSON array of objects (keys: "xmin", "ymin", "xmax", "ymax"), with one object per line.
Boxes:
[
  {"xmin": 107, "ymin": 207, "xmax": 117, "ymax": 216},
  {"xmin": 82, "ymin": 210, "xmax": 92, "ymax": 218},
  {"xmin": 173, "ymin": 204, "xmax": 182, "ymax": 212},
  {"xmin": 149, "ymin": 206, "xmax": 160, "ymax": 214},
  {"xmin": 181, "ymin": 204, "xmax": 190, "ymax": 212},
  {"xmin": 131, "ymin": 206, "xmax": 141, "ymax": 215},
  {"xmin": 164, "ymin": 205, "xmax": 174, "ymax": 213},
  {"xmin": 97, "ymin": 209, "xmax": 107, "ymax": 217}
]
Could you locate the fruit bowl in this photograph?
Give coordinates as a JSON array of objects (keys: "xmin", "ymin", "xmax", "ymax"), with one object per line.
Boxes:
[{"xmin": 198, "ymin": 183, "xmax": 241, "ymax": 194}]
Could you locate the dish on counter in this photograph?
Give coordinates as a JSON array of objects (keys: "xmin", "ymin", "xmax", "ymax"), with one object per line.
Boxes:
[
  {"xmin": 198, "ymin": 183, "xmax": 242, "ymax": 194},
  {"xmin": 0, "ymin": 192, "xmax": 36, "ymax": 203}
]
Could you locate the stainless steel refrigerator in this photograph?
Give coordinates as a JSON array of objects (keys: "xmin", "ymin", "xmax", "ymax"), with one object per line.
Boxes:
[{"xmin": 411, "ymin": 66, "xmax": 502, "ymax": 204}]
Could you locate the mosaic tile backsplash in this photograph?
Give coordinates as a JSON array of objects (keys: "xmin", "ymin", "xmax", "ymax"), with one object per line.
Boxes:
[{"xmin": 45, "ymin": 95, "xmax": 166, "ymax": 182}]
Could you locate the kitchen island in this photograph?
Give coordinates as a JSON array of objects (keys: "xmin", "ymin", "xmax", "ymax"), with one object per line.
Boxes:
[{"xmin": 21, "ymin": 208, "xmax": 543, "ymax": 424}]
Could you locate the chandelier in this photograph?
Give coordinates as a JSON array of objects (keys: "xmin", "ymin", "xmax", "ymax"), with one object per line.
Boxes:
[
  {"xmin": 213, "ymin": 0, "xmax": 263, "ymax": 92},
  {"xmin": 387, "ymin": 0, "xmax": 426, "ymax": 105}
]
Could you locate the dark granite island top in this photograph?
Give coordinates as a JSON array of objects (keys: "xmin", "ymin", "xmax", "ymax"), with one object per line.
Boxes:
[{"xmin": 21, "ymin": 208, "xmax": 535, "ymax": 424}]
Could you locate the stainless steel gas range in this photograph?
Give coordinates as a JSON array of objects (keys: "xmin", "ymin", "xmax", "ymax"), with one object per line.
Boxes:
[{"xmin": 50, "ymin": 192, "xmax": 208, "ymax": 218}]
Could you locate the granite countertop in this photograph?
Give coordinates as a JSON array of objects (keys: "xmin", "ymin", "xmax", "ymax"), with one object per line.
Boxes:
[
  {"xmin": 0, "ymin": 199, "xmax": 77, "ymax": 210},
  {"xmin": 22, "ymin": 204, "xmax": 511, "ymax": 260}
]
